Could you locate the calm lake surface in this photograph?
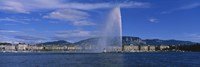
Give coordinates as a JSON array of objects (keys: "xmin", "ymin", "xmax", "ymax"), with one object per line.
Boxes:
[{"xmin": 0, "ymin": 52, "xmax": 199, "ymax": 67}]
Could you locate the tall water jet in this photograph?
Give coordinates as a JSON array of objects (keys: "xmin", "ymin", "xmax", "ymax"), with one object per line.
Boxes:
[{"xmin": 96, "ymin": 6, "xmax": 122, "ymax": 52}]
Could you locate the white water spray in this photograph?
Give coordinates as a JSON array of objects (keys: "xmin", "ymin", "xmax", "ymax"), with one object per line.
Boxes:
[{"xmin": 96, "ymin": 6, "xmax": 122, "ymax": 52}]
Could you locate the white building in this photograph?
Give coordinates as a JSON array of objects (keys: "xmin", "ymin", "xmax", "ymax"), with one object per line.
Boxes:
[
  {"xmin": 0, "ymin": 45, "xmax": 16, "ymax": 51},
  {"xmin": 140, "ymin": 46, "xmax": 148, "ymax": 52},
  {"xmin": 160, "ymin": 45, "xmax": 170, "ymax": 50},
  {"xmin": 148, "ymin": 46, "xmax": 156, "ymax": 51},
  {"xmin": 123, "ymin": 45, "xmax": 139, "ymax": 52},
  {"xmin": 44, "ymin": 45, "xmax": 65, "ymax": 50},
  {"xmin": 17, "ymin": 44, "xmax": 28, "ymax": 51},
  {"xmin": 28, "ymin": 45, "xmax": 43, "ymax": 51}
]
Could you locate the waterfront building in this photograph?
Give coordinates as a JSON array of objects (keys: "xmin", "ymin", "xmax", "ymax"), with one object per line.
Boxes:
[
  {"xmin": 140, "ymin": 45, "xmax": 148, "ymax": 52},
  {"xmin": 0, "ymin": 45, "xmax": 5, "ymax": 51},
  {"xmin": 123, "ymin": 45, "xmax": 139, "ymax": 52},
  {"xmin": 68, "ymin": 46, "xmax": 81, "ymax": 50},
  {"xmin": 4, "ymin": 45, "xmax": 16, "ymax": 51},
  {"xmin": 123, "ymin": 45, "xmax": 157, "ymax": 52},
  {"xmin": 67, "ymin": 46, "xmax": 75, "ymax": 50},
  {"xmin": 28, "ymin": 45, "xmax": 44, "ymax": 51},
  {"xmin": 44, "ymin": 45, "xmax": 65, "ymax": 51},
  {"xmin": 160, "ymin": 45, "xmax": 170, "ymax": 50},
  {"xmin": 148, "ymin": 45, "xmax": 156, "ymax": 51},
  {"xmin": 111, "ymin": 46, "xmax": 122, "ymax": 52},
  {"xmin": 63, "ymin": 46, "xmax": 68, "ymax": 51},
  {"xmin": 67, "ymin": 45, "xmax": 82, "ymax": 51},
  {"xmin": 17, "ymin": 44, "xmax": 28, "ymax": 51},
  {"xmin": 104, "ymin": 46, "xmax": 122, "ymax": 52}
]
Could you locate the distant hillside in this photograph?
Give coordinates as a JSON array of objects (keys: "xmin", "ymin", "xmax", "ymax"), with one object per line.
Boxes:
[
  {"xmin": 37, "ymin": 40, "xmax": 72, "ymax": 45},
  {"xmin": 74, "ymin": 36, "xmax": 196, "ymax": 46},
  {"xmin": 74, "ymin": 36, "xmax": 148, "ymax": 46},
  {"xmin": 74, "ymin": 38, "xmax": 99, "ymax": 46},
  {"xmin": 122, "ymin": 36, "xmax": 146, "ymax": 45},
  {"xmin": 33, "ymin": 36, "xmax": 197, "ymax": 46},
  {"xmin": 144, "ymin": 39, "xmax": 195, "ymax": 46},
  {"xmin": 1, "ymin": 36, "xmax": 196, "ymax": 46},
  {"xmin": 0, "ymin": 42, "xmax": 12, "ymax": 45}
]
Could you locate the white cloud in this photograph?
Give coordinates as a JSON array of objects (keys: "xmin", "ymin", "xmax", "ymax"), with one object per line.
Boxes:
[
  {"xmin": 0, "ymin": 29, "xmax": 98, "ymax": 43},
  {"xmin": 0, "ymin": 30, "xmax": 98, "ymax": 43},
  {"xmin": 161, "ymin": 2, "xmax": 200, "ymax": 14},
  {"xmin": 73, "ymin": 20, "xmax": 95, "ymax": 26},
  {"xmin": 43, "ymin": 9, "xmax": 95, "ymax": 26},
  {"xmin": 148, "ymin": 18, "xmax": 158, "ymax": 23},
  {"xmin": 3, "ymin": 23, "xmax": 17, "ymax": 26},
  {"xmin": 0, "ymin": 0, "xmax": 150, "ymax": 25},
  {"xmin": 0, "ymin": 0, "xmax": 64, "ymax": 13},
  {"xmin": 0, "ymin": 35, "xmax": 22, "ymax": 44},
  {"xmin": 0, "ymin": 17, "xmax": 28, "ymax": 24},
  {"xmin": 189, "ymin": 33, "xmax": 200, "ymax": 40},
  {"xmin": 53, "ymin": 30, "xmax": 98, "ymax": 42},
  {"xmin": 0, "ymin": 17, "xmax": 40, "ymax": 24},
  {"xmin": 0, "ymin": 0, "xmax": 150, "ymax": 13},
  {"xmin": 55, "ymin": 30, "xmax": 97, "ymax": 38},
  {"xmin": 44, "ymin": 9, "xmax": 89, "ymax": 21},
  {"xmin": 0, "ymin": 0, "xmax": 28, "ymax": 13},
  {"xmin": 120, "ymin": 1, "xmax": 150, "ymax": 8},
  {"xmin": 0, "ymin": 30, "xmax": 18, "ymax": 33},
  {"xmin": 0, "ymin": 29, "xmax": 49, "ymax": 44},
  {"xmin": 0, "ymin": 34, "xmax": 48, "ymax": 44},
  {"xmin": 179, "ymin": 3, "xmax": 200, "ymax": 10}
]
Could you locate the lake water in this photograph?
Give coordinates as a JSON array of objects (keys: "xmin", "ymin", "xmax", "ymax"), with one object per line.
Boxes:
[{"xmin": 0, "ymin": 52, "xmax": 199, "ymax": 67}]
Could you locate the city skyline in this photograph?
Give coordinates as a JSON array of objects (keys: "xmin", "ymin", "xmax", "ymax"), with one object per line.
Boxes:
[{"xmin": 0, "ymin": 0, "xmax": 200, "ymax": 44}]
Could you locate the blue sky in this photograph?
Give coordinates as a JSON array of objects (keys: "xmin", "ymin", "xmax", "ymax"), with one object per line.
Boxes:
[{"xmin": 0, "ymin": 0, "xmax": 200, "ymax": 43}]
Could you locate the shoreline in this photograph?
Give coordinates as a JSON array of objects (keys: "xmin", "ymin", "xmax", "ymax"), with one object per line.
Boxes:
[{"xmin": 0, "ymin": 50, "xmax": 193, "ymax": 54}]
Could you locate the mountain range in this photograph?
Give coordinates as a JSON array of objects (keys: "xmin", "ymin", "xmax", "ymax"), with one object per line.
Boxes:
[
  {"xmin": 37, "ymin": 40, "xmax": 72, "ymax": 46},
  {"xmin": 37, "ymin": 36, "xmax": 196, "ymax": 46}
]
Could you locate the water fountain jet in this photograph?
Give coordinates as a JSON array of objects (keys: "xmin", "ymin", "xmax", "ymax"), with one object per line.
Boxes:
[{"xmin": 96, "ymin": 6, "xmax": 122, "ymax": 52}]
